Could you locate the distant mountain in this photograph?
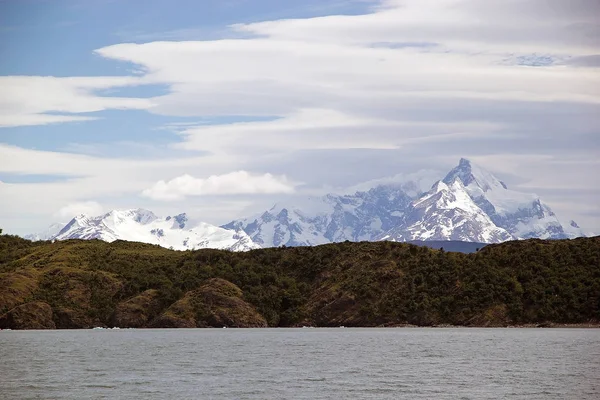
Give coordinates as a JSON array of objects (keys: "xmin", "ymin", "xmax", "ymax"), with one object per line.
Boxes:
[
  {"xmin": 378, "ymin": 179, "xmax": 513, "ymax": 243},
  {"xmin": 223, "ymin": 184, "xmax": 414, "ymax": 247},
  {"xmin": 443, "ymin": 158, "xmax": 573, "ymax": 239},
  {"xmin": 225, "ymin": 158, "xmax": 584, "ymax": 246},
  {"xmin": 24, "ymin": 222, "xmax": 66, "ymax": 242},
  {"xmin": 29, "ymin": 209, "xmax": 259, "ymax": 252},
  {"xmin": 27, "ymin": 159, "xmax": 585, "ymax": 250}
]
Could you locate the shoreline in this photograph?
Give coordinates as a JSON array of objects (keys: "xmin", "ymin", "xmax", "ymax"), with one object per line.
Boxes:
[{"xmin": 2, "ymin": 323, "xmax": 600, "ymax": 331}]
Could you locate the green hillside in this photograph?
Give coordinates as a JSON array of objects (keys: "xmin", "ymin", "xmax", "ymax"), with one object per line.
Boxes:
[{"xmin": 1, "ymin": 234, "xmax": 598, "ymax": 329}]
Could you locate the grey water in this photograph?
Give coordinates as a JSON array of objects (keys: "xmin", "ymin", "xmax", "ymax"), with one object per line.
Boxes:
[{"xmin": 1, "ymin": 328, "xmax": 599, "ymax": 399}]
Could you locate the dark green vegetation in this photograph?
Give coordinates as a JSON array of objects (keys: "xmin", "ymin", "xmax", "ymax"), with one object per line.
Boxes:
[
  {"xmin": 0, "ymin": 233, "xmax": 598, "ymax": 329},
  {"xmin": 408, "ymin": 240, "xmax": 486, "ymax": 254}
]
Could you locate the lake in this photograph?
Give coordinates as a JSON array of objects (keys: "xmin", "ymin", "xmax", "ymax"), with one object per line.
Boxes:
[{"xmin": 1, "ymin": 328, "xmax": 599, "ymax": 399}]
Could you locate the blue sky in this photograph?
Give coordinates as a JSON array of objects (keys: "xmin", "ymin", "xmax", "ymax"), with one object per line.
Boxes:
[
  {"xmin": 0, "ymin": 0, "xmax": 372, "ymax": 155},
  {"xmin": 0, "ymin": 0, "xmax": 599, "ymax": 235}
]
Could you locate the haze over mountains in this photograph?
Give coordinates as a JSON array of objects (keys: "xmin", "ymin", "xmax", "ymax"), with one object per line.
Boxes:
[{"xmin": 27, "ymin": 159, "xmax": 586, "ymax": 251}]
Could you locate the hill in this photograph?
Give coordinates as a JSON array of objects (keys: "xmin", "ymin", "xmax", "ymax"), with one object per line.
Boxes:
[{"xmin": 0, "ymin": 234, "xmax": 598, "ymax": 329}]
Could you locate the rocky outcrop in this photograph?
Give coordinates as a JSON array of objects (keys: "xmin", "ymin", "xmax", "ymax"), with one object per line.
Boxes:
[
  {"xmin": 151, "ymin": 279, "xmax": 267, "ymax": 328},
  {"xmin": 0, "ymin": 270, "xmax": 40, "ymax": 314},
  {"xmin": 197, "ymin": 278, "xmax": 267, "ymax": 328},
  {"xmin": 53, "ymin": 307, "xmax": 94, "ymax": 329},
  {"xmin": 113, "ymin": 289, "xmax": 162, "ymax": 328},
  {"xmin": 149, "ymin": 297, "xmax": 197, "ymax": 328},
  {"xmin": 0, "ymin": 301, "xmax": 56, "ymax": 329}
]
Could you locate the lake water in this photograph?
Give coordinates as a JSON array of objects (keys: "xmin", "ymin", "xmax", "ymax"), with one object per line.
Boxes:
[{"xmin": 1, "ymin": 328, "xmax": 599, "ymax": 399}]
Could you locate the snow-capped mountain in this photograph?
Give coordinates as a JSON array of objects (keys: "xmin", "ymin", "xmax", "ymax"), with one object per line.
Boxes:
[
  {"xmin": 32, "ymin": 208, "xmax": 259, "ymax": 252},
  {"xmin": 225, "ymin": 159, "xmax": 584, "ymax": 246},
  {"xmin": 379, "ymin": 179, "xmax": 513, "ymax": 243},
  {"xmin": 26, "ymin": 159, "xmax": 585, "ymax": 249},
  {"xmin": 443, "ymin": 158, "xmax": 568, "ymax": 239},
  {"xmin": 24, "ymin": 222, "xmax": 66, "ymax": 241},
  {"xmin": 562, "ymin": 220, "xmax": 587, "ymax": 239},
  {"xmin": 223, "ymin": 184, "xmax": 414, "ymax": 247}
]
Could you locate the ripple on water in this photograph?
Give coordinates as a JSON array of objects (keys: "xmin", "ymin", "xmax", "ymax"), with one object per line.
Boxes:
[{"xmin": 0, "ymin": 328, "xmax": 599, "ymax": 400}]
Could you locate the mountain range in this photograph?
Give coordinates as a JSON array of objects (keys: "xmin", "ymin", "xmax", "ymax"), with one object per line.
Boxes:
[
  {"xmin": 26, "ymin": 209, "xmax": 258, "ymax": 252},
  {"xmin": 225, "ymin": 158, "xmax": 585, "ymax": 247},
  {"xmin": 26, "ymin": 159, "xmax": 586, "ymax": 250}
]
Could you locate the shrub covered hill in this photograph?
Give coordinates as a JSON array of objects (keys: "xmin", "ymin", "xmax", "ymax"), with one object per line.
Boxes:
[{"xmin": 0, "ymin": 234, "xmax": 598, "ymax": 329}]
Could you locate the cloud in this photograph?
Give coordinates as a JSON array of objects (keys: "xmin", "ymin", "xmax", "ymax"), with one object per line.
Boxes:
[
  {"xmin": 142, "ymin": 171, "xmax": 296, "ymax": 201},
  {"xmin": 234, "ymin": 0, "xmax": 600, "ymax": 53},
  {"xmin": 56, "ymin": 201, "xmax": 104, "ymax": 219},
  {"xmin": 1, "ymin": 0, "xmax": 599, "ymax": 234},
  {"xmin": 0, "ymin": 76, "xmax": 153, "ymax": 127},
  {"xmin": 563, "ymin": 55, "xmax": 600, "ymax": 68},
  {"xmin": 90, "ymin": 0, "xmax": 599, "ymax": 162}
]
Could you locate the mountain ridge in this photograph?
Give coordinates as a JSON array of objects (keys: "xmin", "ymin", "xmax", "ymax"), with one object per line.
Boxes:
[
  {"xmin": 225, "ymin": 159, "xmax": 584, "ymax": 247},
  {"xmin": 29, "ymin": 208, "xmax": 259, "ymax": 252},
  {"xmin": 26, "ymin": 159, "xmax": 586, "ymax": 249}
]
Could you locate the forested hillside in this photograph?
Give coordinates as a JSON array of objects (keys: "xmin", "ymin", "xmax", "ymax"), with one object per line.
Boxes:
[{"xmin": 1, "ymin": 234, "xmax": 598, "ymax": 329}]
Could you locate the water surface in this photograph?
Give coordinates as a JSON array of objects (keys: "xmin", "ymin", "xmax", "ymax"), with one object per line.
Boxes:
[{"xmin": 1, "ymin": 328, "xmax": 599, "ymax": 399}]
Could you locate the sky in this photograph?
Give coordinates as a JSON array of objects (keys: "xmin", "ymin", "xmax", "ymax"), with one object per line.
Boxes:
[{"xmin": 0, "ymin": 0, "xmax": 599, "ymax": 235}]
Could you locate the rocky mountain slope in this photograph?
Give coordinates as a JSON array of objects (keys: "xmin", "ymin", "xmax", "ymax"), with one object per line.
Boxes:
[{"xmin": 223, "ymin": 185, "xmax": 413, "ymax": 247}]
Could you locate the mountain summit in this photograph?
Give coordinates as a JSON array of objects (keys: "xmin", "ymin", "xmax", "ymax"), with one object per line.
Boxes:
[
  {"xmin": 443, "ymin": 159, "xmax": 569, "ymax": 239},
  {"xmin": 379, "ymin": 178, "xmax": 513, "ymax": 243},
  {"xmin": 225, "ymin": 158, "xmax": 583, "ymax": 246}
]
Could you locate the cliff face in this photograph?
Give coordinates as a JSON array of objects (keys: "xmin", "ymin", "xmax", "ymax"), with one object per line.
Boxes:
[
  {"xmin": 0, "ymin": 236, "xmax": 598, "ymax": 329},
  {"xmin": 0, "ymin": 301, "xmax": 55, "ymax": 330}
]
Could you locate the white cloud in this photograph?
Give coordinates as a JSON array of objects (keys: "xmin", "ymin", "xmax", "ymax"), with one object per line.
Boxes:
[
  {"xmin": 0, "ymin": 76, "xmax": 153, "ymax": 127},
  {"xmin": 89, "ymin": 0, "xmax": 599, "ymax": 164},
  {"xmin": 235, "ymin": 0, "xmax": 600, "ymax": 53},
  {"xmin": 0, "ymin": 143, "xmax": 245, "ymax": 233},
  {"xmin": 142, "ymin": 171, "xmax": 296, "ymax": 201},
  {"xmin": 1, "ymin": 0, "xmax": 599, "ymax": 234},
  {"xmin": 56, "ymin": 201, "xmax": 104, "ymax": 219}
]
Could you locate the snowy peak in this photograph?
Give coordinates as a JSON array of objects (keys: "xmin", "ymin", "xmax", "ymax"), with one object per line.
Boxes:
[
  {"xmin": 101, "ymin": 208, "xmax": 158, "ymax": 225},
  {"xmin": 26, "ymin": 158, "xmax": 585, "ymax": 249},
  {"xmin": 413, "ymin": 179, "xmax": 476, "ymax": 217},
  {"xmin": 34, "ymin": 209, "xmax": 259, "ymax": 252},
  {"xmin": 57, "ymin": 214, "xmax": 93, "ymax": 237},
  {"xmin": 381, "ymin": 177, "xmax": 514, "ymax": 243},
  {"xmin": 442, "ymin": 159, "xmax": 568, "ymax": 239},
  {"xmin": 225, "ymin": 158, "xmax": 583, "ymax": 246},
  {"xmin": 443, "ymin": 158, "xmax": 508, "ymax": 193},
  {"xmin": 167, "ymin": 213, "xmax": 189, "ymax": 229}
]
